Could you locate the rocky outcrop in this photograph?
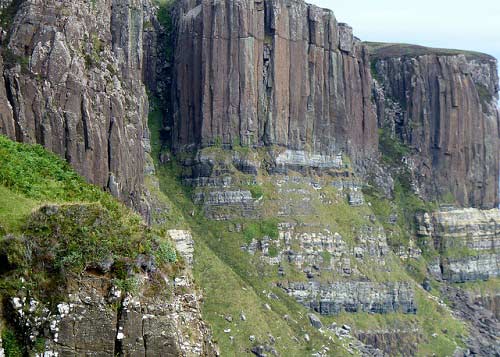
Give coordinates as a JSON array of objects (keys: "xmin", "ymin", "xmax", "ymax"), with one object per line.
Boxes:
[
  {"xmin": 282, "ymin": 281, "xmax": 417, "ymax": 315},
  {"xmin": 417, "ymin": 207, "xmax": 500, "ymax": 282},
  {"xmin": 168, "ymin": 229, "xmax": 195, "ymax": 266},
  {"xmin": 356, "ymin": 329, "xmax": 422, "ymax": 356},
  {"xmin": 369, "ymin": 43, "xmax": 500, "ymax": 208},
  {"xmin": 0, "ymin": 0, "xmax": 150, "ymax": 206},
  {"xmin": 440, "ymin": 285, "xmax": 500, "ymax": 356},
  {"xmin": 8, "ymin": 274, "xmax": 217, "ymax": 356},
  {"xmin": 171, "ymin": 0, "xmax": 378, "ymax": 166}
]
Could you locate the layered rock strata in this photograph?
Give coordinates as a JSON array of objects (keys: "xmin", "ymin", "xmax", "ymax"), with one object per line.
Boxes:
[
  {"xmin": 417, "ymin": 208, "xmax": 500, "ymax": 282},
  {"xmin": 282, "ymin": 281, "xmax": 416, "ymax": 315},
  {"xmin": 187, "ymin": 147, "xmax": 417, "ymax": 319},
  {"xmin": 369, "ymin": 43, "xmax": 500, "ymax": 208}
]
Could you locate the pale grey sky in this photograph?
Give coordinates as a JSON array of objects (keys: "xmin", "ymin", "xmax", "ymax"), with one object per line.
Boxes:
[{"xmin": 309, "ymin": 0, "xmax": 500, "ymax": 67}]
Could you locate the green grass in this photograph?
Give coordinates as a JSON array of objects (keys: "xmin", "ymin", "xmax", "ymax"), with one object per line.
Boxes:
[
  {"xmin": 367, "ymin": 128, "xmax": 438, "ymax": 254},
  {"xmin": 21, "ymin": 203, "xmax": 175, "ymax": 273},
  {"xmin": 378, "ymin": 128, "xmax": 410, "ymax": 166},
  {"xmin": 242, "ymin": 219, "xmax": 279, "ymax": 243},
  {"xmin": 147, "ymin": 100, "xmax": 356, "ymax": 355},
  {"xmin": 457, "ymin": 277, "xmax": 500, "ymax": 296},
  {"xmin": 0, "ymin": 136, "xmax": 118, "ymax": 209},
  {"xmin": 1, "ymin": 328, "xmax": 23, "ymax": 357},
  {"xmin": 0, "ymin": 186, "xmax": 38, "ymax": 233},
  {"xmin": 0, "ymin": 135, "xmax": 179, "ymax": 302},
  {"xmin": 0, "ymin": 134, "xmax": 184, "ymax": 353}
]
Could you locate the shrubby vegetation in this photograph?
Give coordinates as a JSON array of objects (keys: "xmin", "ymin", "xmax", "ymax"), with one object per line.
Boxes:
[
  {"xmin": 243, "ymin": 219, "xmax": 279, "ymax": 243},
  {"xmin": 154, "ymin": 0, "xmax": 175, "ymax": 61},
  {"xmin": 0, "ymin": 136, "xmax": 178, "ymax": 299}
]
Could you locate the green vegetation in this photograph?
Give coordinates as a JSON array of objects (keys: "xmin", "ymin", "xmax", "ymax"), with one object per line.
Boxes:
[
  {"xmin": 457, "ymin": 277, "xmax": 500, "ymax": 296},
  {"xmin": 247, "ymin": 184, "xmax": 264, "ymax": 199},
  {"xmin": 476, "ymin": 83, "xmax": 493, "ymax": 110},
  {"xmin": 243, "ymin": 219, "xmax": 279, "ymax": 243},
  {"xmin": 83, "ymin": 33, "xmax": 104, "ymax": 68},
  {"xmin": 367, "ymin": 128, "xmax": 437, "ymax": 254},
  {"xmin": 21, "ymin": 203, "xmax": 171, "ymax": 273},
  {"xmin": 1, "ymin": 328, "xmax": 23, "ymax": 357},
  {"xmin": 0, "ymin": 186, "xmax": 38, "ymax": 232},
  {"xmin": 0, "ymin": 47, "xmax": 30, "ymax": 72},
  {"xmin": 147, "ymin": 97, "xmax": 470, "ymax": 355},
  {"xmin": 154, "ymin": 0, "xmax": 175, "ymax": 61},
  {"xmin": 378, "ymin": 128, "xmax": 410, "ymax": 165},
  {"xmin": 0, "ymin": 135, "xmax": 178, "ymax": 300},
  {"xmin": 0, "ymin": 0, "xmax": 23, "ymax": 37},
  {"xmin": 0, "ymin": 135, "xmax": 116, "ymax": 207},
  {"xmin": 147, "ymin": 100, "xmax": 355, "ymax": 355}
]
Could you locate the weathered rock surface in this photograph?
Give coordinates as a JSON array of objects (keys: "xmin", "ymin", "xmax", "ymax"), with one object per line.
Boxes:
[
  {"xmin": 8, "ymin": 274, "xmax": 218, "ymax": 356},
  {"xmin": 356, "ymin": 328, "xmax": 422, "ymax": 356},
  {"xmin": 417, "ymin": 208, "xmax": 500, "ymax": 282},
  {"xmin": 369, "ymin": 43, "xmax": 500, "ymax": 208},
  {"xmin": 172, "ymin": 0, "xmax": 378, "ymax": 166},
  {"xmin": 440, "ymin": 285, "xmax": 500, "ymax": 356},
  {"xmin": 282, "ymin": 281, "xmax": 416, "ymax": 315},
  {"xmin": 168, "ymin": 229, "xmax": 195, "ymax": 266},
  {"xmin": 0, "ymin": 0, "xmax": 150, "ymax": 207}
]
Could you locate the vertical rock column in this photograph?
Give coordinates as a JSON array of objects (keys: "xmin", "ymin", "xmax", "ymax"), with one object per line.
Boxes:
[
  {"xmin": 171, "ymin": 0, "xmax": 378, "ymax": 164},
  {"xmin": 0, "ymin": 0, "xmax": 149, "ymax": 206},
  {"xmin": 371, "ymin": 45, "xmax": 500, "ymax": 208}
]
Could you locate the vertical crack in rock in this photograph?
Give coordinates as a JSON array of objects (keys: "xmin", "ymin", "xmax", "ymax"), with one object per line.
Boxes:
[
  {"xmin": 114, "ymin": 295, "xmax": 125, "ymax": 357},
  {"xmin": 171, "ymin": 0, "xmax": 378, "ymax": 165},
  {"xmin": 0, "ymin": 0, "xmax": 149, "ymax": 208}
]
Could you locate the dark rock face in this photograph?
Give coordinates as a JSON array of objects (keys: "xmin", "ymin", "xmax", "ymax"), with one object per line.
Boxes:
[
  {"xmin": 440, "ymin": 285, "xmax": 500, "ymax": 356},
  {"xmin": 0, "ymin": 0, "xmax": 150, "ymax": 206},
  {"xmin": 171, "ymin": 0, "xmax": 378, "ymax": 165},
  {"xmin": 370, "ymin": 43, "xmax": 500, "ymax": 208},
  {"xmin": 356, "ymin": 329, "xmax": 422, "ymax": 356}
]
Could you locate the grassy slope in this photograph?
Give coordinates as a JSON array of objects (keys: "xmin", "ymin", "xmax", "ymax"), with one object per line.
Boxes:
[
  {"xmin": 0, "ymin": 135, "xmax": 180, "ymax": 355},
  {"xmin": 147, "ymin": 104, "xmax": 470, "ymax": 356},
  {"xmin": 148, "ymin": 105, "xmax": 353, "ymax": 355},
  {"xmin": 0, "ymin": 186, "xmax": 38, "ymax": 232}
]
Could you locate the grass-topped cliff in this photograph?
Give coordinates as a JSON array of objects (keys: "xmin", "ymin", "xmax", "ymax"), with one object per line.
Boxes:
[
  {"xmin": 0, "ymin": 136, "xmax": 179, "ymax": 355},
  {"xmin": 364, "ymin": 41, "xmax": 496, "ymax": 62}
]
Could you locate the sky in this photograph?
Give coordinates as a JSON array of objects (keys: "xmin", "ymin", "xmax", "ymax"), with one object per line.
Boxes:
[{"xmin": 308, "ymin": 0, "xmax": 500, "ymax": 77}]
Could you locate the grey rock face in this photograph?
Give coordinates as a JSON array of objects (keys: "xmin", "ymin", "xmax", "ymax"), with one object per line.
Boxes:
[
  {"xmin": 440, "ymin": 285, "xmax": 500, "ymax": 356},
  {"xmin": 282, "ymin": 281, "xmax": 416, "ymax": 315},
  {"xmin": 307, "ymin": 313, "xmax": 323, "ymax": 329},
  {"xmin": 417, "ymin": 207, "xmax": 500, "ymax": 282},
  {"xmin": 193, "ymin": 190, "xmax": 258, "ymax": 220},
  {"xmin": 442, "ymin": 254, "xmax": 499, "ymax": 282},
  {"xmin": 0, "ymin": 0, "xmax": 149, "ymax": 207},
  {"xmin": 168, "ymin": 229, "xmax": 195, "ymax": 266},
  {"xmin": 171, "ymin": 0, "xmax": 378, "ymax": 166},
  {"xmin": 370, "ymin": 44, "xmax": 500, "ymax": 208},
  {"xmin": 9, "ymin": 274, "xmax": 218, "ymax": 356}
]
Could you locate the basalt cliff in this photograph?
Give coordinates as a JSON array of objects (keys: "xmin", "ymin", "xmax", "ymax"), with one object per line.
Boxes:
[{"xmin": 0, "ymin": 0, "xmax": 499, "ymax": 356}]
